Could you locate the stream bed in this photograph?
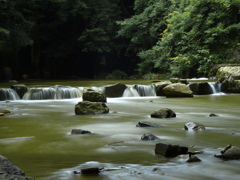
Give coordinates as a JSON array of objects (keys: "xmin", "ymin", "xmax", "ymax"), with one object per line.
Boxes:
[{"xmin": 0, "ymin": 81, "xmax": 240, "ymax": 180}]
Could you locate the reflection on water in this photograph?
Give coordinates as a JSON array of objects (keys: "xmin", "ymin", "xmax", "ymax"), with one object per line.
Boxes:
[{"xmin": 0, "ymin": 91, "xmax": 240, "ymax": 180}]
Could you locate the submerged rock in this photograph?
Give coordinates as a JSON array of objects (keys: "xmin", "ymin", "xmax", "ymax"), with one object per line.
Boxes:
[
  {"xmin": 141, "ymin": 133, "xmax": 159, "ymax": 141},
  {"xmin": 0, "ymin": 155, "xmax": 35, "ymax": 180},
  {"xmin": 163, "ymin": 83, "xmax": 193, "ymax": 97},
  {"xmin": 71, "ymin": 129, "xmax": 91, "ymax": 134},
  {"xmin": 81, "ymin": 167, "xmax": 100, "ymax": 175},
  {"xmin": 136, "ymin": 121, "xmax": 162, "ymax": 127},
  {"xmin": 75, "ymin": 101, "xmax": 109, "ymax": 115},
  {"xmin": 209, "ymin": 113, "xmax": 218, "ymax": 117},
  {"xmin": 82, "ymin": 88, "xmax": 106, "ymax": 102},
  {"xmin": 155, "ymin": 143, "xmax": 188, "ymax": 157},
  {"xmin": 151, "ymin": 108, "xmax": 176, "ymax": 118},
  {"xmin": 184, "ymin": 122, "xmax": 205, "ymax": 131},
  {"xmin": 215, "ymin": 144, "xmax": 240, "ymax": 160}
]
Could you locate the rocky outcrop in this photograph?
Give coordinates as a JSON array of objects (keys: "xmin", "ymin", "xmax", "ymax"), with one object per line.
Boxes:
[
  {"xmin": 216, "ymin": 66, "xmax": 240, "ymax": 79},
  {"xmin": 153, "ymin": 81, "xmax": 172, "ymax": 96},
  {"xmin": 141, "ymin": 133, "xmax": 159, "ymax": 141},
  {"xmin": 103, "ymin": 83, "xmax": 127, "ymax": 97},
  {"xmin": 150, "ymin": 108, "xmax": 176, "ymax": 118},
  {"xmin": 11, "ymin": 84, "xmax": 28, "ymax": 99},
  {"xmin": 215, "ymin": 144, "xmax": 240, "ymax": 160},
  {"xmin": 221, "ymin": 76, "xmax": 240, "ymax": 93},
  {"xmin": 75, "ymin": 101, "xmax": 109, "ymax": 115},
  {"xmin": 82, "ymin": 88, "xmax": 107, "ymax": 102},
  {"xmin": 184, "ymin": 122, "xmax": 205, "ymax": 131},
  {"xmin": 155, "ymin": 143, "xmax": 188, "ymax": 157},
  {"xmin": 0, "ymin": 155, "xmax": 34, "ymax": 180},
  {"xmin": 163, "ymin": 83, "xmax": 193, "ymax": 97}
]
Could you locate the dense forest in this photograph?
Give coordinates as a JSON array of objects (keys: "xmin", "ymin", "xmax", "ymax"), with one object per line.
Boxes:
[{"xmin": 1, "ymin": 0, "xmax": 240, "ymax": 80}]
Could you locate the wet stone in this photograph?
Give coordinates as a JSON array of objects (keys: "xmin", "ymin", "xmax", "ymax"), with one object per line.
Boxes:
[
  {"xmin": 155, "ymin": 143, "xmax": 188, "ymax": 157},
  {"xmin": 141, "ymin": 133, "xmax": 159, "ymax": 141},
  {"xmin": 71, "ymin": 129, "xmax": 91, "ymax": 134},
  {"xmin": 136, "ymin": 121, "xmax": 162, "ymax": 127}
]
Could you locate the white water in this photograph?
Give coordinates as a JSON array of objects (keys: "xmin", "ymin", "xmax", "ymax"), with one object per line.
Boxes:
[{"xmin": 0, "ymin": 88, "xmax": 20, "ymax": 100}]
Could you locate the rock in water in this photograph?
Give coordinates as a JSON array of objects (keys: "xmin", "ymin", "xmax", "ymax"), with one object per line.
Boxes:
[
  {"xmin": 75, "ymin": 101, "xmax": 109, "ymax": 115},
  {"xmin": 155, "ymin": 143, "xmax": 188, "ymax": 157},
  {"xmin": 151, "ymin": 108, "xmax": 176, "ymax": 118},
  {"xmin": 215, "ymin": 144, "xmax": 240, "ymax": 160},
  {"xmin": 184, "ymin": 122, "xmax": 205, "ymax": 131}
]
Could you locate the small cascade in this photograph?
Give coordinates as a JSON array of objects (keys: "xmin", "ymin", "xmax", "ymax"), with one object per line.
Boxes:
[
  {"xmin": 209, "ymin": 82, "xmax": 222, "ymax": 94},
  {"xmin": 23, "ymin": 86, "xmax": 83, "ymax": 100},
  {"xmin": 133, "ymin": 84, "xmax": 156, "ymax": 96},
  {"xmin": 123, "ymin": 86, "xmax": 140, "ymax": 97},
  {"xmin": 56, "ymin": 86, "xmax": 82, "ymax": 99},
  {"xmin": 23, "ymin": 88, "xmax": 56, "ymax": 100},
  {"xmin": 0, "ymin": 88, "xmax": 20, "ymax": 101}
]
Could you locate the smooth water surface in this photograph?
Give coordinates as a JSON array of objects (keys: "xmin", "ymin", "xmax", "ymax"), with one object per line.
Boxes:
[{"xmin": 0, "ymin": 81, "xmax": 240, "ymax": 180}]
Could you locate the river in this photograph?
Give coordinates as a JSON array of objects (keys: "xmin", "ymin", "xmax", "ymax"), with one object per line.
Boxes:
[{"xmin": 0, "ymin": 80, "xmax": 240, "ymax": 180}]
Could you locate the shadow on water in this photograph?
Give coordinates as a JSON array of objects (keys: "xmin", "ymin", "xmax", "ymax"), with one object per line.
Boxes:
[{"xmin": 0, "ymin": 80, "xmax": 240, "ymax": 180}]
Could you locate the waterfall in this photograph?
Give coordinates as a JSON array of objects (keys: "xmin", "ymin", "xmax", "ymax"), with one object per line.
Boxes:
[
  {"xmin": 56, "ymin": 86, "xmax": 82, "ymax": 99},
  {"xmin": 0, "ymin": 88, "xmax": 20, "ymax": 101},
  {"xmin": 23, "ymin": 88, "xmax": 56, "ymax": 100},
  {"xmin": 23, "ymin": 86, "xmax": 82, "ymax": 100},
  {"xmin": 133, "ymin": 84, "xmax": 156, "ymax": 96},
  {"xmin": 123, "ymin": 86, "xmax": 140, "ymax": 97},
  {"xmin": 209, "ymin": 82, "xmax": 221, "ymax": 94}
]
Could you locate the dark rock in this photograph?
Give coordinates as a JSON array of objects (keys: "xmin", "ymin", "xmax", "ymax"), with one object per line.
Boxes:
[
  {"xmin": 0, "ymin": 155, "xmax": 35, "ymax": 180},
  {"xmin": 136, "ymin": 121, "xmax": 162, "ymax": 127},
  {"xmin": 81, "ymin": 167, "xmax": 100, "ymax": 175},
  {"xmin": 75, "ymin": 101, "xmax": 109, "ymax": 115},
  {"xmin": 11, "ymin": 84, "xmax": 28, "ymax": 99},
  {"xmin": 155, "ymin": 143, "xmax": 188, "ymax": 157},
  {"xmin": 104, "ymin": 83, "xmax": 127, "ymax": 97},
  {"xmin": 153, "ymin": 81, "xmax": 172, "ymax": 96},
  {"xmin": 141, "ymin": 133, "xmax": 159, "ymax": 141},
  {"xmin": 82, "ymin": 88, "xmax": 106, "ymax": 102},
  {"xmin": 163, "ymin": 83, "xmax": 193, "ymax": 97},
  {"xmin": 215, "ymin": 144, "xmax": 240, "ymax": 160},
  {"xmin": 209, "ymin": 113, "xmax": 218, "ymax": 117},
  {"xmin": 151, "ymin": 108, "xmax": 176, "ymax": 118},
  {"xmin": 179, "ymin": 154, "xmax": 201, "ymax": 162},
  {"xmin": 189, "ymin": 83, "xmax": 199, "ymax": 94},
  {"xmin": 71, "ymin": 129, "xmax": 91, "ymax": 134},
  {"xmin": 221, "ymin": 76, "xmax": 240, "ymax": 93},
  {"xmin": 184, "ymin": 122, "xmax": 205, "ymax": 131}
]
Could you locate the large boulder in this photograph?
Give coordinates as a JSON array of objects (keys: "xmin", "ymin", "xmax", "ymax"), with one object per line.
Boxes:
[
  {"xmin": 103, "ymin": 83, "xmax": 127, "ymax": 97},
  {"xmin": 153, "ymin": 81, "xmax": 172, "ymax": 96},
  {"xmin": 216, "ymin": 66, "xmax": 240, "ymax": 79},
  {"xmin": 155, "ymin": 143, "xmax": 188, "ymax": 157},
  {"xmin": 75, "ymin": 101, "xmax": 109, "ymax": 115},
  {"xmin": 163, "ymin": 83, "xmax": 193, "ymax": 97},
  {"xmin": 151, "ymin": 108, "xmax": 176, "ymax": 118},
  {"xmin": 189, "ymin": 82, "xmax": 215, "ymax": 95},
  {"xmin": 82, "ymin": 88, "xmax": 106, "ymax": 102},
  {"xmin": 11, "ymin": 84, "xmax": 28, "ymax": 99},
  {"xmin": 0, "ymin": 155, "xmax": 35, "ymax": 180},
  {"xmin": 215, "ymin": 144, "xmax": 240, "ymax": 160},
  {"xmin": 221, "ymin": 76, "xmax": 240, "ymax": 93}
]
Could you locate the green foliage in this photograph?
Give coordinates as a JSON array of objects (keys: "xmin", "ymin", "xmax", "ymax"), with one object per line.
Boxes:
[{"xmin": 135, "ymin": 0, "xmax": 240, "ymax": 77}]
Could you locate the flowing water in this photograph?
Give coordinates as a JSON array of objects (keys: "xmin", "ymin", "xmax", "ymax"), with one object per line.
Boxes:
[{"xmin": 0, "ymin": 80, "xmax": 240, "ymax": 180}]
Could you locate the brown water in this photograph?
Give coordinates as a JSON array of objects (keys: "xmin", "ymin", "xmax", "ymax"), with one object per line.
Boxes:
[{"xmin": 0, "ymin": 80, "xmax": 240, "ymax": 180}]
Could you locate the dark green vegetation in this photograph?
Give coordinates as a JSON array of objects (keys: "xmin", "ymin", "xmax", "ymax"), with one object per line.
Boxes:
[{"xmin": 1, "ymin": 0, "xmax": 240, "ymax": 80}]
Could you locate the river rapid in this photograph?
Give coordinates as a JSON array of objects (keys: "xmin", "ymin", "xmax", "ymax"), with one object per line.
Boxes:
[{"xmin": 0, "ymin": 80, "xmax": 240, "ymax": 180}]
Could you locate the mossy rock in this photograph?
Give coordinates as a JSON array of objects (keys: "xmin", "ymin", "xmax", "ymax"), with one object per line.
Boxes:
[
  {"xmin": 75, "ymin": 101, "xmax": 109, "ymax": 115},
  {"xmin": 163, "ymin": 83, "xmax": 193, "ymax": 97}
]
